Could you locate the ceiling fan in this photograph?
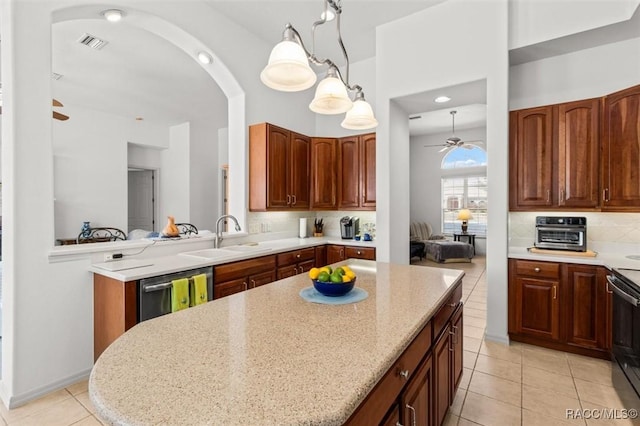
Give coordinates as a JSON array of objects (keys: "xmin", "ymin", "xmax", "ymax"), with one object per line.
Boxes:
[
  {"xmin": 0, "ymin": 98, "xmax": 69, "ymax": 121},
  {"xmin": 424, "ymin": 110, "xmax": 483, "ymax": 152}
]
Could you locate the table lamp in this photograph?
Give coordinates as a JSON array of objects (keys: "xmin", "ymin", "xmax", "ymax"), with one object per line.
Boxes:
[{"xmin": 457, "ymin": 209, "xmax": 473, "ymax": 234}]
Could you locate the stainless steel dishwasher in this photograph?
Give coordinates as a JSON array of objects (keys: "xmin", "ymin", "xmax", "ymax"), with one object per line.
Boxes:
[{"xmin": 138, "ymin": 266, "xmax": 213, "ymax": 322}]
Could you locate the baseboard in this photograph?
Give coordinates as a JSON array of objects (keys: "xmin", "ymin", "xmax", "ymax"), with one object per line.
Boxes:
[
  {"xmin": 7, "ymin": 368, "xmax": 91, "ymax": 409},
  {"xmin": 484, "ymin": 332, "xmax": 510, "ymax": 345}
]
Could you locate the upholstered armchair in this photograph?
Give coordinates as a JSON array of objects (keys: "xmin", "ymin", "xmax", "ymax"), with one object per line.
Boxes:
[{"xmin": 410, "ymin": 222, "xmax": 446, "ymax": 244}]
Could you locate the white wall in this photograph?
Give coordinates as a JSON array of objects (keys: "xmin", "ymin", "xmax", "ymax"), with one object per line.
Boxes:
[
  {"xmin": 0, "ymin": 0, "xmax": 316, "ymax": 408},
  {"xmin": 376, "ymin": 0, "xmax": 509, "ymax": 341},
  {"xmin": 53, "ymin": 106, "xmax": 168, "ymax": 238},
  {"xmin": 510, "ymin": 36, "xmax": 640, "ymax": 110},
  {"xmin": 509, "ymin": 0, "xmax": 639, "ymax": 50},
  {"xmin": 160, "ymin": 123, "xmax": 190, "ymax": 226}
]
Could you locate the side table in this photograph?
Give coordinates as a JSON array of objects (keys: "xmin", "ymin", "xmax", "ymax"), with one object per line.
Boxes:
[{"xmin": 453, "ymin": 233, "xmax": 476, "ymax": 250}]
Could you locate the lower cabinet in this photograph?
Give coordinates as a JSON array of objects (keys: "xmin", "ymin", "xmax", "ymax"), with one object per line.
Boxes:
[
  {"xmin": 276, "ymin": 247, "xmax": 316, "ymax": 280},
  {"xmin": 327, "ymin": 244, "xmax": 376, "ymax": 264},
  {"xmin": 214, "ymin": 255, "xmax": 277, "ymax": 299},
  {"xmin": 508, "ymin": 258, "xmax": 611, "ymax": 358},
  {"xmin": 346, "ymin": 281, "xmax": 462, "ymax": 426}
]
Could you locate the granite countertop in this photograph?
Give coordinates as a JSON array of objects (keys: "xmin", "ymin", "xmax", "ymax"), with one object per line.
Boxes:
[
  {"xmin": 89, "ymin": 259, "xmax": 464, "ymax": 425},
  {"xmin": 508, "ymin": 245, "xmax": 640, "ymax": 270},
  {"xmin": 89, "ymin": 237, "xmax": 377, "ymax": 281}
]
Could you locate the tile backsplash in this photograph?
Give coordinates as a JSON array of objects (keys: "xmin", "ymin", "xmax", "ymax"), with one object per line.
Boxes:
[
  {"xmin": 246, "ymin": 210, "xmax": 376, "ymax": 239},
  {"xmin": 509, "ymin": 212, "xmax": 640, "ymax": 248}
]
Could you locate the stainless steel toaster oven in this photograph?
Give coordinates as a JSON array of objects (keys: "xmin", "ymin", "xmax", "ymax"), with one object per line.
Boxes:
[{"xmin": 534, "ymin": 216, "xmax": 587, "ymax": 252}]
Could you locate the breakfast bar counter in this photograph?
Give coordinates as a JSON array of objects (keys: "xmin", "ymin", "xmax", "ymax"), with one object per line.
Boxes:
[{"xmin": 89, "ymin": 260, "xmax": 464, "ymax": 425}]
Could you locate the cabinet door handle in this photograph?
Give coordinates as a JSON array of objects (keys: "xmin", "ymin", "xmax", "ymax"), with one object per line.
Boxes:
[
  {"xmin": 603, "ymin": 188, "xmax": 609, "ymax": 202},
  {"xmin": 450, "ymin": 325, "xmax": 458, "ymax": 344},
  {"xmin": 406, "ymin": 404, "xmax": 416, "ymax": 426},
  {"xmin": 298, "ymin": 266, "xmax": 303, "ymax": 274},
  {"xmin": 560, "ymin": 189, "xmax": 564, "ymax": 203},
  {"xmin": 546, "ymin": 189, "xmax": 551, "ymax": 203},
  {"xmin": 292, "ymin": 194, "xmax": 297, "ymax": 205},
  {"xmin": 243, "ymin": 281, "xmax": 248, "ymax": 290},
  {"xmin": 286, "ymin": 194, "xmax": 291, "ymax": 205},
  {"xmin": 399, "ymin": 369, "xmax": 409, "ymax": 380},
  {"xmin": 606, "ymin": 280, "xmax": 613, "ymax": 294},
  {"xmin": 357, "ymin": 250, "xmax": 362, "ymax": 255},
  {"xmin": 553, "ymin": 285, "xmax": 557, "ymax": 299},
  {"xmin": 534, "ymin": 267, "xmax": 541, "ymax": 273},
  {"xmin": 395, "ymin": 423, "xmax": 403, "ymax": 426},
  {"xmin": 296, "ymin": 253, "xmax": 301, "ymax": 258},
  {"xmin": 250, "ymin": 279, "xmax": 256, "ymax": 289}
]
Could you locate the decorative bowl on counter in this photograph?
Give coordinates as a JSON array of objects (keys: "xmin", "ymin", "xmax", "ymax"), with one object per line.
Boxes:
[{"xmin": 312, "ymin": 278, "xmax": 356, "ymax": 297}]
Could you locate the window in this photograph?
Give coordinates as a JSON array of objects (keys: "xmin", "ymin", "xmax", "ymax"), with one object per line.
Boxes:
[{"xmin": 441, "ymin": 146, "xmax": 487, "ymax": 236}]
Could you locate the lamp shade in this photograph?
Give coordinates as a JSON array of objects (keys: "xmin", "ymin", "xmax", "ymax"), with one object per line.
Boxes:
[
  {"xmin": 457, "ymin": 209, "xmax": 473, "ymax": 221},
  {"xmin": 309, "ymin": 69, "xmax": 353, "ymax": 114},
  {"xmin": 260, "ymin": 40, "xmax": 317, "ymax": 92},
  {"xmin": 341, "ymin": 98, "xmax": 378, "ymax": 130}
]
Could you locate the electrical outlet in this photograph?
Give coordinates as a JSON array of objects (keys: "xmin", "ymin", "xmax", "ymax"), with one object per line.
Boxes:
[{"xmin": 104, "ymin": 253, "xmax": 114, "ymax": 261}]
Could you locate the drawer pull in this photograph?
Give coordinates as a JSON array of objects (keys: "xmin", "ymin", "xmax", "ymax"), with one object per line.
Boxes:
[
  {"xmin": 534, "ymin": 267, "xmax": 541, "ymax": 273},
  {"xmin": 546, "ymin": 190, "xmax": 550, "ymax": 203},
  {"xmin": 553, "ymin": 285, "xmax": 557, "ymax": 300},
  {"xmin": 357, "ymin": 250, "xmax": 362, "ymax": 255},
  {"xmin": 406, "ymin": 404, "xmax": 416, "ymax": 426},
  {"xmin": 399, "ymin": 369, "xmax": 409, "ymax": 380}
]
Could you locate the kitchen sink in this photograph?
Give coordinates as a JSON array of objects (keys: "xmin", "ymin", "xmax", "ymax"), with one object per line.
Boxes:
[{"xmin": 179, "ymin": 248, "xmax": 238, "ymax": 260}]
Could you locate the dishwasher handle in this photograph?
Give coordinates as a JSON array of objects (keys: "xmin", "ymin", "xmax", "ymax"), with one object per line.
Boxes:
[
  {"xmin": 143, "ymin": 282, "xmax": 174, "ymax": 293},
  {"xmin": 607, "ymin": 275, "xmax": 639, "ymax": 307}
]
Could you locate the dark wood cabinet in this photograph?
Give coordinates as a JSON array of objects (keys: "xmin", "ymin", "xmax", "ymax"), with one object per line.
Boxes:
[
  {"xmin": 401, "ymin": 353, "xmax": 433, "ymax": 426},
  {"xmin": 510, "ymin": 99, "xmax": 600, "ymax": 210},
  {"xmin": 565, "ymin": 264, "xmax": 607, "ymax": 351},
  {"xmin": 510, "ymin": 106, "xmax": 554, "ymax": 209},
  {"xmin": 214, "ymin": 255, "xmax": 277, "ymax": 299},
  {"xmin": 432, "ymin": 303, "xmax": 462, "ymax": 426},
  {"xmin": 327, "ymin": 244, "xmax": 376, "ymax": 264},
  {"xmin": 249, "ymin": 123, "xmax": 310, "ymax": 211},
  {"xmin": 338, "ymin": 133, "xmax": 376, "ymax": 210},
  {"xmin": 451, "ymin": 306, "xmax": 463, "ymax": 394},
  {"xmin": 557, "ymin": 99, "xmax": 600, "ymax": 207},
  {"xmin": 601, "ymin": 84, "xmax": 640, "ymax": 210},
  {"xmin": 509, "ymin": 258, "xmax": 610, "ymax": 358},
  {"xmin": 276, "ymin": 247, "xmax": 316, "ymax": 280},
  {"xmin": 310, "ymin": 137, "xmax": 338, "ymax": 209}
]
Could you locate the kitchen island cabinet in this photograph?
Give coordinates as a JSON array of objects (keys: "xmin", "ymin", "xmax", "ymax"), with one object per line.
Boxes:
[
  {"xmin": 90, "ymin": 260, "xmax": 464, "ymax": 425},
  {"xmin": 213, "ymin": 254, "xmax": 277, "ymax": 298}
]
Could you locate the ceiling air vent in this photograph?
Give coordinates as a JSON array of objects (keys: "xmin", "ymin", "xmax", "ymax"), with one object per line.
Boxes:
[
  {"xmin": 409, "ymin": 115, "xmax": 422, "ymax": 120},
  {"xmin": 77, "ymin": 33, "xmax": 109, "ymax": 50}
]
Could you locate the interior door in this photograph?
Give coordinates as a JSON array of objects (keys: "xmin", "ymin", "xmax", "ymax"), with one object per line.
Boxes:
[{"xmin": 128, "ymin": 170, "xmax": 155, "ymax": 232}]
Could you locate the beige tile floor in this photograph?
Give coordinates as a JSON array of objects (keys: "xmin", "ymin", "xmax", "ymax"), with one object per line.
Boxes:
[{"xmin": 2, "ymin": 256, "xmax": 639, "ymax": 425}]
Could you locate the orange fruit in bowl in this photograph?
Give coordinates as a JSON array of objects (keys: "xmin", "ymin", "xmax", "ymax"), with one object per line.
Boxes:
[{"xmin": 308, "ymin": 268, "xmax": 320, "ymax": 280}]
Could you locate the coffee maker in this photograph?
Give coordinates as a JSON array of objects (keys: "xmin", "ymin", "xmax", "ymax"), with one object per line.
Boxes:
[{"xmin": 340, "ymin": 216, "xmax": 360, "ymax": 239}]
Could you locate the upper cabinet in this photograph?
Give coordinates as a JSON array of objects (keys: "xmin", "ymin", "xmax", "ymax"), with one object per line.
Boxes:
[
  {"xmin": 601, "ymin": 84, "xmax": 640, "ymax": 210},
  {"xmin": 249, "ymin": 123, "xmax": 310, "ymax": 211},
  {"xmin": 509, "ymin": 98, "xmax": 600, "ymax": 211},
  {"xmin": 338, "ymin": 133, "xmax": 376, "ymax": 210},
  {"xmin": 310, "ymin": 137, "xmax": 338, "ymax": 210},
  {"xmin": 250, "ymin": 123, "xmax": 376, "ymax": 212}
]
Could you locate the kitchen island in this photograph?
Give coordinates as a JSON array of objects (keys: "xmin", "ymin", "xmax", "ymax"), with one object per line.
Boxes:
[{"xmin": 89, "ymin": 259, "xmax": 464, "ymax": 425}]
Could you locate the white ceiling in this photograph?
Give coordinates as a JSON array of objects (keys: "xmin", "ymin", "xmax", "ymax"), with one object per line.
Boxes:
[{"xmin": 50, "ymin": 1, "xmax": 447, "ymax": 129}]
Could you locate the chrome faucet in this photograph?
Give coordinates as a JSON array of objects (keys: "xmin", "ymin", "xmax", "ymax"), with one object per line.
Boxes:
[{"xmin": 215, "ymin": 214, "xmax": 241, "ymax": 248}]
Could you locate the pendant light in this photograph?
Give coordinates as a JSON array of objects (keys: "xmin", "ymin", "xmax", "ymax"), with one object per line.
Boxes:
[
  {"xmin": 341, "ymin": 91, "xmax": 378, "ymax": 129},
  {"xmin": 260, "ymin": 0, "xmax": 378, "ymax": 129},
  {"xmin": 260, "ymin": 26, "xmax": 317, "ymax": 92},
  {"xmin": 309, "ymin": 67, "xmax": 352, "ymax": 114}
]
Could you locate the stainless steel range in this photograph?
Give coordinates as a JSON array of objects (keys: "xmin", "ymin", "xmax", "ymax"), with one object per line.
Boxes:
[
  {"xmin": 535, "ymin": 216, "xmax": 587, "ymax": 252},
  {"xmin": 607, "ymin": 268, "xmax": 640, "ymax": 400}
]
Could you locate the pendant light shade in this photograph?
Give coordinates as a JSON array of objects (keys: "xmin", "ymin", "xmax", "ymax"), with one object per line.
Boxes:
[
  {"xmin": 309, "ymin": 67, "xmax": 353, "ymax": 114},
  {"xmin": 260, "ymin": 40, "xmax": 317, "ymax": 92},
  {"xmin": 341, "ymin": 91, "xmax": 378, "ymax": 130}
]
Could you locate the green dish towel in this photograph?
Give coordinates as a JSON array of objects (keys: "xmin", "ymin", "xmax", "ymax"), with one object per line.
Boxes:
[
  {"xmin": 190, "ymin": 274, "xmax": 208, "ymax": 307},
  {"xmin": 171, "ymin": 278, "xmax": 190, "ymax": 312}
]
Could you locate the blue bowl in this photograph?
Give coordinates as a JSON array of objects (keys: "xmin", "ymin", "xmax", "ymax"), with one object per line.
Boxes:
[{"xmin": 312, "ymin": 277, "xmax": 356, "ymax": 297}]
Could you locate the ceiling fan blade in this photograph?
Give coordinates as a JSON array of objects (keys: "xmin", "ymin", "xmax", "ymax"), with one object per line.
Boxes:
[
  {"xmin": 461, "ymin": 144, "xmax": 474, "ymax": 150},
  {"xmin": 423, "ymin": 144, "xmax": 446, "ymax": 148},
  {"xmin": 464, "ymin": 140, "xmax": 484, "ymax": 145},
  {"xmin": 53, "ymin": 111, "xmax": 69, "ymax": 121},
  {"xmin": 439, "ymin": 146, "xmax": 450, "ymax": 153},
  {"xmin": 52, "ymin": 99, "xmax": 64, "ymax": 107}
]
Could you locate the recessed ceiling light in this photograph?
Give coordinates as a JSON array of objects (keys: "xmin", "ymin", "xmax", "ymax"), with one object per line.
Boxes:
[
  {"xmin": 102, "ymin": 9, "xmax": 124, "ymax": 22},
  {"xmin": 434, "ymin": 96, "xmax": 451, "ymax": 103},
  {"xmin": 197, "ymin": 51, "xmax": 213, "ymax": 64},
  {"xmin": 320, "ymin": 9, "xmax": 336, "ymax": 21}
]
